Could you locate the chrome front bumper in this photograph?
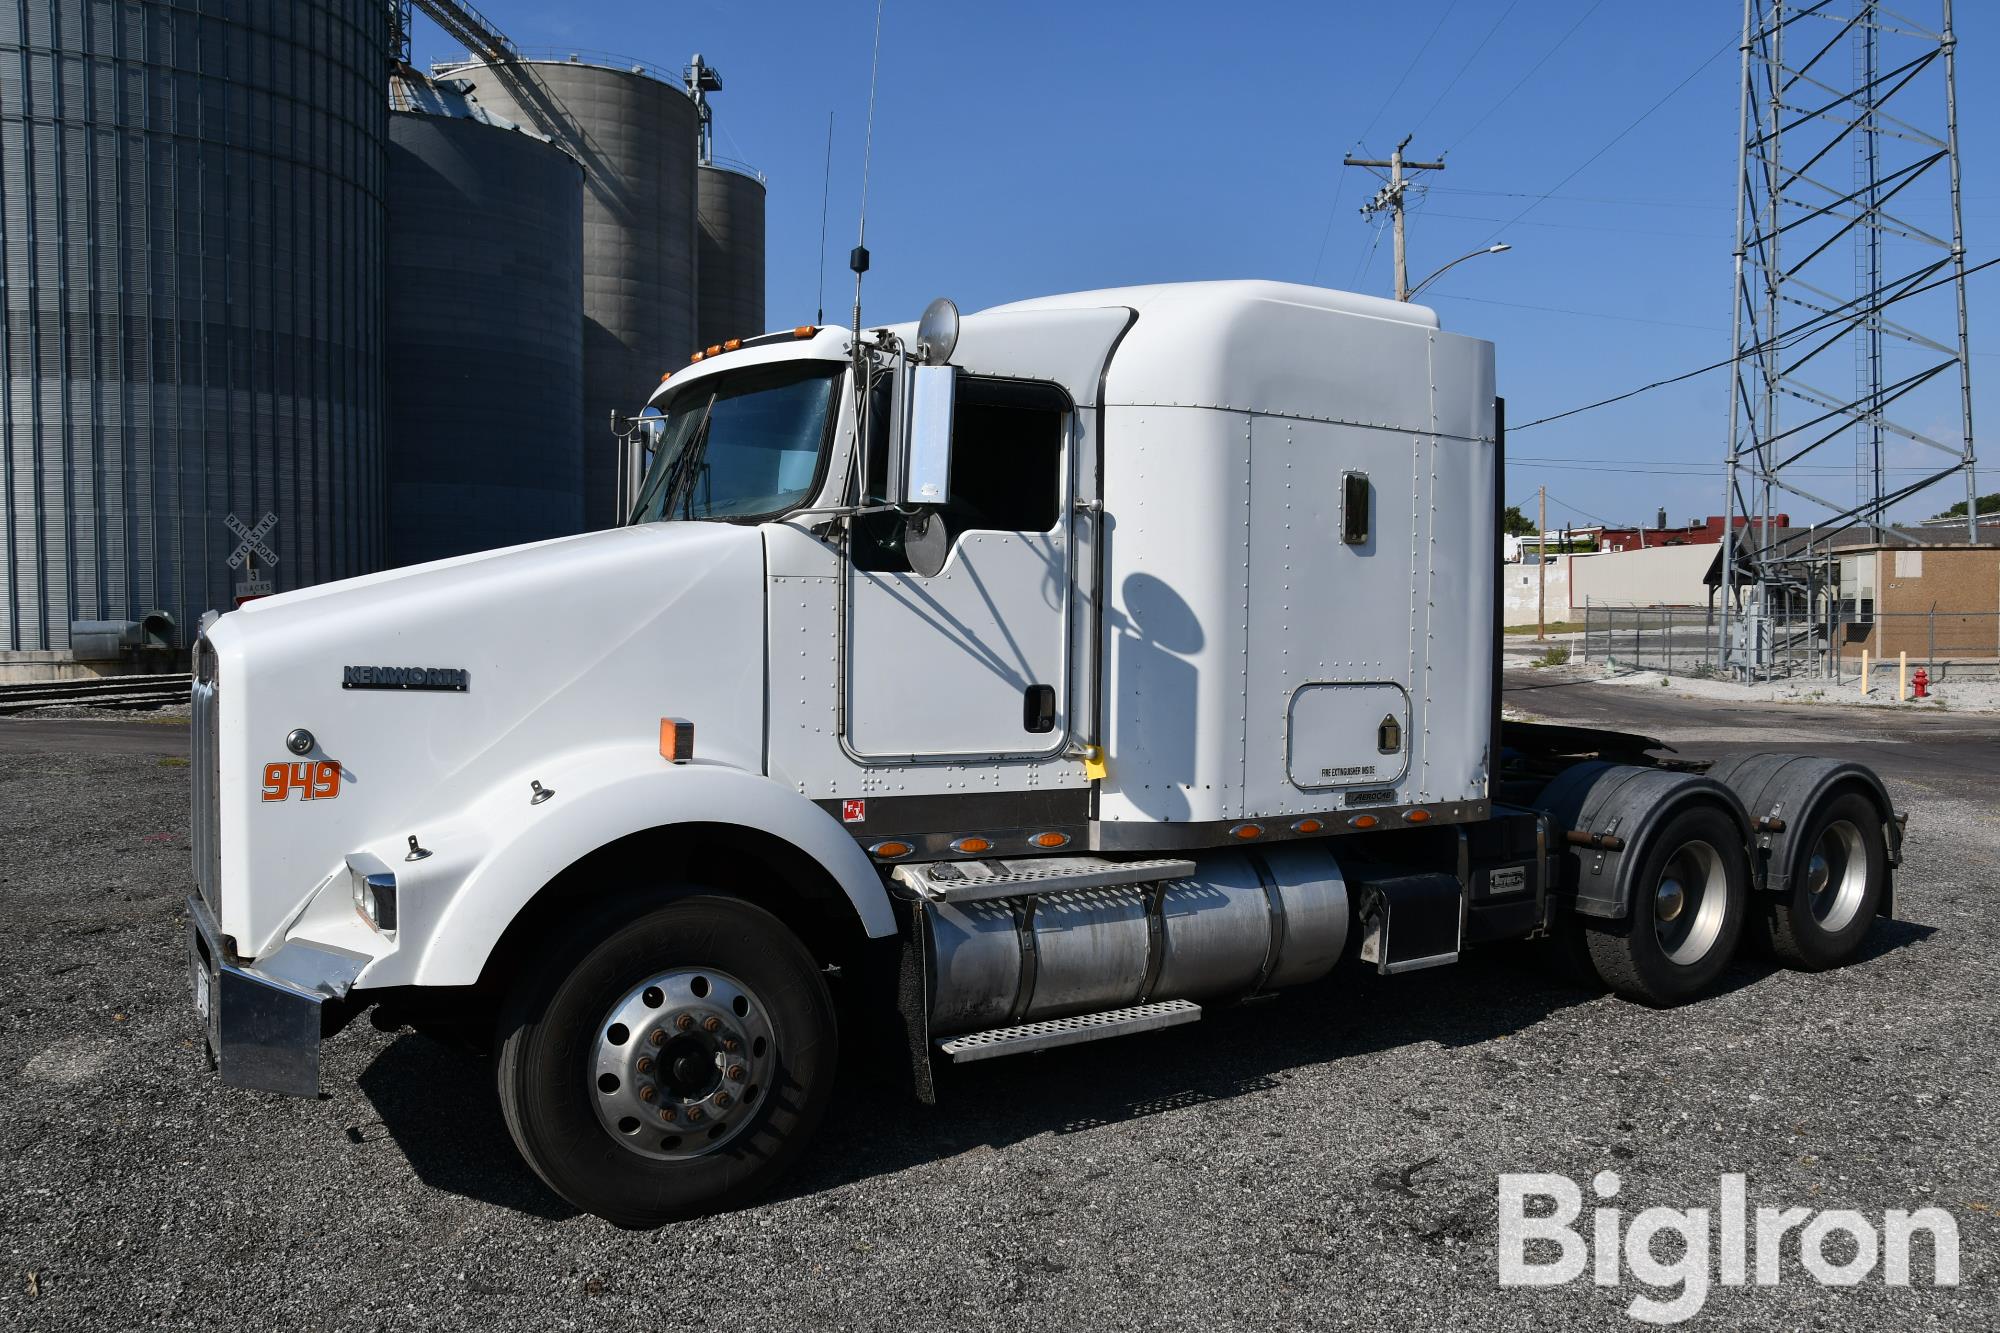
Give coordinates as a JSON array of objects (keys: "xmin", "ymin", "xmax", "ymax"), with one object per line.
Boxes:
[{"xmin": 187, "ymin": 895, "xmax": 369, "ymax": 1097}]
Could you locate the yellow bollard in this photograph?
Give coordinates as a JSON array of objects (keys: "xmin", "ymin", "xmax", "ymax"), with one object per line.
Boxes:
[
  {"xmin": 1860, "ymin": 649, "xmax": 1869, "ymax": 696},
  {"xmin": 1899, "ymin": 650, "xmax": 1908, "ymax": 702}
]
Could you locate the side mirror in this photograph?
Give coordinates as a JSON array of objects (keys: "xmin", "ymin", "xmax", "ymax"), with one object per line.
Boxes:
[{"xmin": 898, "ymin": 363, "xmax": 954, "ymax": 507}]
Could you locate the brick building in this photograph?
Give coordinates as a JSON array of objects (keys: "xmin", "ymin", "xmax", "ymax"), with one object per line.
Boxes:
[{"xmin": 1835, "ymin": 544, "xmax": 2000, "ymax": 663}]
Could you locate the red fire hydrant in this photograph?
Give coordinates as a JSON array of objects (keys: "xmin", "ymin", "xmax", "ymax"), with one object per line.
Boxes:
[{"xmin": 1912, "ymin": 667, "xmax": 1929, "ymax": 699}]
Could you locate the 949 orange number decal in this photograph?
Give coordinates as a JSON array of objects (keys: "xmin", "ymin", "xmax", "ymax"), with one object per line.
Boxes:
[{"xmin": 261, "ymin": 760, "xmax": 343, "ymax": 802}]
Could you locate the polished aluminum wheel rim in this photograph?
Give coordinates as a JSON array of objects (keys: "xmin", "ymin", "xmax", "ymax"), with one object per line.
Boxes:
[
  {"xmin": 1654, "ymin": 840, "xmax": 1726, "ymax": 965},
  {"xmin": 591, "ymin": 968, "xmax": 775, "ymax": 1160},
  {"xmin": 1805, "ymin": 819, "xmax": 1868, "ymax": 933}
]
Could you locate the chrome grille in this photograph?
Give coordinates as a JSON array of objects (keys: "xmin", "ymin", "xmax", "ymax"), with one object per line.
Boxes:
[{"xmin": 191, "ymin": 640, "xmax": 221, "ymax": 913}]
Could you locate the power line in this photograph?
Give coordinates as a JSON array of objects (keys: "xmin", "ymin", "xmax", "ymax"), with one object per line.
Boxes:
[
  {"xmin": 1432, "ymin": 291, "xmax": 1723, "ymax": 332},
  {"xmin": 1354, "ymin": 0, "xmax": 1463, "ymax": 150},
  {"xmin": 1510, "ymin": 255, "xmax": 2000, "ymax": 430},
  {"xmin": 1409, "ymin": 0, "xmax": 1520, "ymax": 141},
  {"xmin": 1469, "ymin": 33, "xmax": 1736, "ymax": 249},
  {"xmin": 1441, "ymin": 0, "xmax": 1607, "ymax": 153}
]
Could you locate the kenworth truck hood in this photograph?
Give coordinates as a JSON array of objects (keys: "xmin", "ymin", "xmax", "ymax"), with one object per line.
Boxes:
[{"xmin": 199, "ymin": 522, "xmax": 767, "ymax": 956}]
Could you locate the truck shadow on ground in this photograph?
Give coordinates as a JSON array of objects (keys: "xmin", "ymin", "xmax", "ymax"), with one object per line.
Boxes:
[{"xmin": 354, "ymin": 917, "xmax": 1936, "ymax": 1222}]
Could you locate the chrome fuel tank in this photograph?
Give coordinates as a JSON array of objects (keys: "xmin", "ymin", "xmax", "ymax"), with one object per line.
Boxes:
[{"xmin": 923, "ymin": 844, "xmax": 1350, "ymax": 1038}]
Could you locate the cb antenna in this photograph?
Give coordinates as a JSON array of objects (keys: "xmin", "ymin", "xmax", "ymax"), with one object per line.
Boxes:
[
  {"xmin": 849, "ymin": 0, "xmax": 884, "ymax": 363},
  {"xmin": 816, "ymin": 111, "xmax": 833, "ymax": 326}
]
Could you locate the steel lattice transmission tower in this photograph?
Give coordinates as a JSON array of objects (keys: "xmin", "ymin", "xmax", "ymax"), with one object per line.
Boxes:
[{"xmin": 1719, "ymin": 0, "xmax": 1978, "ymax": 674}]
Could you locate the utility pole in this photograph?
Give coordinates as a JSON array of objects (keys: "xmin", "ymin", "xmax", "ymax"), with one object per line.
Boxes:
[
  {"xmin": 1344, "ymin": 134, "xmax": 1446, "ymax": 301},
  {"xmin": 1536, "ymin": 485, "xmax": 1547, "ymax": 641}
]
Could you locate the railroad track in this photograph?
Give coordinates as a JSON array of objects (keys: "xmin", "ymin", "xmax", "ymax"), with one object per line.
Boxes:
[{"xmin": 0, "ymin": 673, "xmax": 191, "ymax": 715}]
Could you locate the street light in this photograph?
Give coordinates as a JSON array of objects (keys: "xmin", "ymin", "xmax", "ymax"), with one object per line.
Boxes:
[{"xmin": 1406, "ymin": 243, "xmax": 1511, "ymax": 300}]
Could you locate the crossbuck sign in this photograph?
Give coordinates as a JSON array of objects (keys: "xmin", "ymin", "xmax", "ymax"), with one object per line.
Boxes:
[{"xmin": 225, "ymin": 512, "xmax": 279, "ymax": 570}]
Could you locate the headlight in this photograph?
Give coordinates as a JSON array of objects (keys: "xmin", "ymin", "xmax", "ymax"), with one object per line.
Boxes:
[{"xmin": 350, "ymin": 866, "xmax": 398, "ymax": 934}]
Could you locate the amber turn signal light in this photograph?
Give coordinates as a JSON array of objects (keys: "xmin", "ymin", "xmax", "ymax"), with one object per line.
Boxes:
[{"xmin": 659, "ymin": 717, "xmax": 694, "ymax": 764}]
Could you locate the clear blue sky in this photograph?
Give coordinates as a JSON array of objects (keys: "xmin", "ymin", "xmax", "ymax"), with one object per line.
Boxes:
[{"xmin": 412, "ymin": 1, "xmax": 1998, "ymax": 533}]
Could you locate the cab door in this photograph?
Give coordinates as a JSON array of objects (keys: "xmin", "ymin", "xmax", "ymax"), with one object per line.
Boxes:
[
  {"xmin": 843, "ymin": 375, "xmax": 1074, "ymax": 759},
  {"xmin": 840, "ymin": 305, "xmax": 1134, "ymax": 764}
]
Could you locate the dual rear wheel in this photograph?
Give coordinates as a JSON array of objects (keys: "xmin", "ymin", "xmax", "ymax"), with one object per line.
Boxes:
[{"xmin": 1577, "ymin": 793, "xmax": 1887, "ymax": 1006}]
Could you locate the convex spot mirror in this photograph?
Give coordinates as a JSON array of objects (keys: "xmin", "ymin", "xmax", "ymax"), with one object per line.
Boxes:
[{"xmin": 916, "ymin": 296, "xmax": 960, "ymax": 365}]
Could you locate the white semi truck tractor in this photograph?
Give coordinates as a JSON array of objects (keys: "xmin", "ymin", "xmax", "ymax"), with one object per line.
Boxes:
[{"xmin": 185, "ymin": 282, "xmax": 1902, "ymax": 1226}]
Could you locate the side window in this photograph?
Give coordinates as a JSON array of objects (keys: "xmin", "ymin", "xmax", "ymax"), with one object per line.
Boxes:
[{"xmin": 853, "ymin": 374, "xmax": 1067, "ymax": 571}]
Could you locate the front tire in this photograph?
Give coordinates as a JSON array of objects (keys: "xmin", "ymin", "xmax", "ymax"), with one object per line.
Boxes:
[
  {"xmin": 1758, "ymin": 791, "xmax": 1885, "ymax": 970},
  {"xmin": 1584, "ymin": 804, "xmax": 1748, "ymax": 1006},
  {"xmin": 494, "ymin": 892, "xmax": 836, "ymax": 1227}
]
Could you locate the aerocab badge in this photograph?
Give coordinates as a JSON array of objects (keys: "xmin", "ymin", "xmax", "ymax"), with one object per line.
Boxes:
[{"xmin": 342, "ymin": 665, "xmax": 470, "ymax": 692}]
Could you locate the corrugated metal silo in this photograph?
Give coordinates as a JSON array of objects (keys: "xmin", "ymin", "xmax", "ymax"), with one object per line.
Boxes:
[
  {"xmin": 386, "ymin": 82, "xmax": 584, "ymax": 566},
  {"xmin": 696, "ymin": 163, "xmax": 767, "ymax": 349},
  {"xmin": 445, "ymin": 57, "xmax": 698, "ymax": 528},
  {"xmin": 0, "ymin": 0, "xmax": 387, "ymax": 654}
]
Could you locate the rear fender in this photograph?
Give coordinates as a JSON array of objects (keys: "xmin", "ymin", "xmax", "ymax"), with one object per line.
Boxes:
[
  {"xmin": 1534, "ymin": 761, "xmax": 1752, "ymax": 921},
  {"xmin": 1704, "ymin": 753, "xmax": 1900, "ymax": 916}
]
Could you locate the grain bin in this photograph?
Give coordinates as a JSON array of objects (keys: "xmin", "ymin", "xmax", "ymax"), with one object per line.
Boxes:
[
  {"xmin": 444, "ymin": 56, "xmax": 698, "ymax": 528},
  {"xmin": 386, "ymin": 75, "xmax": 584, "ymax": 566},
  {"xmin": 695, "ymin": 162, "xmax": 767, "ymax": 350},
  {"xmin": 0, "ymin": 0, "xmax": 388, "ymax": 654}
]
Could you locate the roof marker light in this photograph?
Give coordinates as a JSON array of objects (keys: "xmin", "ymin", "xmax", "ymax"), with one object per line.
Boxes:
[
  {"xmin": 723, "ymin": 338, "xmax": 742, "ymax": 351},
  {"xmin": 793, "ymin": 326, "xmax": 816, "ymax": 338},
  {"xmin": 706, "ymin": 345, "xmax": 722, "ymax": 357},
  {"xmin": 690, "ymin": 351, "xmax": 705, "ymax": 363}
]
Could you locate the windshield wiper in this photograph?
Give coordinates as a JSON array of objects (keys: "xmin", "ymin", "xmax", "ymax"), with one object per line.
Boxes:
[{"xmin": 657, "ymin": 392, "xmax": 718, "ymax": 520}]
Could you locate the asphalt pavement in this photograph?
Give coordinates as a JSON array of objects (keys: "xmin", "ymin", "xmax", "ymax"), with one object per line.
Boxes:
[{"xmin": 1, "ymin": 684, "xmax": 1995, "ymax": 1331}]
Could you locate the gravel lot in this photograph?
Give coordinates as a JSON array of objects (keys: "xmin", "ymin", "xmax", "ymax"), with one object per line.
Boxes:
[{"xmin": 2, "ymin": 687, "xmax": 1995, "ymax": 1331}]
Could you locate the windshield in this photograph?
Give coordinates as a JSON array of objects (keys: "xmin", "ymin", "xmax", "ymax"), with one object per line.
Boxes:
[{"xmin": 628, "ymin": 361, "xmax": 842, "ymax": 524}]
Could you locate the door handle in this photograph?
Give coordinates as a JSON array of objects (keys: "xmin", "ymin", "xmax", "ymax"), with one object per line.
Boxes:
[{"xmin": 1023, "ymin": 684, "xmax": 1056, "ymax": 734}]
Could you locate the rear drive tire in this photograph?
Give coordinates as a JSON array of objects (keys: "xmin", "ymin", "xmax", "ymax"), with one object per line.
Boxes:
[
  {"xmin": 1584, "ymin": 804, "xmax": 1748, "ymax": 1006},
  {"xmin": 494, "ymin": 892, "xmax": 836, "ymax": 1227},
  {"xmin": 1758, "ymin": 791, "xmax": 1885, "ymax": 970}
]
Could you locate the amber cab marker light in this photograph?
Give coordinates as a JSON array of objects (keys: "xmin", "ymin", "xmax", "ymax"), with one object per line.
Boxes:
[
  {"xmin": 1404, "ymin": 808, "xmax": 1431, "ymax": 823},
  {"xmin": 950, "ymin": 836, "xmax": 993, "ymax": 855},
  {"xmin": 1292, "ymin": 818, "xmax": 1324, "ymax": 835},
  {"xmin": 793, "ymin": 325, "xmax": 816, "ymax": 338},
  {"xmin": 706, "ymin": 344, "xmax": 722, "ymax": 357},
  {"xmin": 1029, "ymin": 831, "xmax": 1071, "ymax": 849},
  {"xmin": 723, "ymin": 338, "xmax": 742, "ymax": 351},
  {"xmin": 658, "ymin": 717, "xmax": 694, "ymax": 764},
  {"xmin": 659, "ymin": 371, "xmax": 672, "ymax": 382},
  {"xmin": 1229, "ymin": 823, "xmax": 1264, "ymax": 840},
  {"xmin": 869, "ymin": 841, "xmax": 912, "ymax": 860},
  {"xmin": 1349, "ymin": 814, "xmax": 1379, "ymax": 830},
  {"xmin": 689, "ymin": 351, "xmax": 704, "ymax": 363}
]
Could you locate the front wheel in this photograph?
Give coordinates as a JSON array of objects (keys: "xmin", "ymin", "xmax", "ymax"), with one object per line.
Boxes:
[
  {"xmin": 494, "ymin": 892, "xmax": 837, "ymax": 1227},
  {"xmin": 1584, "ymin": 804, "xmax": 1748, "ymax": 1006}
]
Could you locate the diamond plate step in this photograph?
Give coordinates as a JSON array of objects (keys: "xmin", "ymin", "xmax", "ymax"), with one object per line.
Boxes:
[
  {"xmin": 893, "ymin": 855, "xmax": 1196, "ymax": 906},
  {"xmin": 935, "ymin": 1000, "xmax": 1202, "ymax": 1063}
]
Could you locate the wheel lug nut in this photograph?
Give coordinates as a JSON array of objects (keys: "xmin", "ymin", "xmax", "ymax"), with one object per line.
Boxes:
[
  {"xmin": 639, "ymin": 1085, "xmax": 657, "ymax": 1103},
  {"xmin": 721, "ymin": 1038, "xmax": 740, "ymax": 1052},
  {"xmin": 727, "ymin": 1065, "xmax": 745, "ymax": 1081},
  {"xmin": 713, "ymin": 1092, "xmax": 732, "ymax": 1109},
  {"xmin": 636, "ymin": 1056, "xmax": 653, "ymax": 1073},
  {"xmin": 702, "ymin": 1016, "xmax": 721, "ymax": 1033},
  {"xmin": 658, "ymin": 1106, "xmax": 677, "ymax": 1122},
  {"xmin": 685, "ymin": 1106, "xmax": 704, "ymax": 1123},
  {"xmin": 648, "ymin": 1028, "xmax": 666, "ymax": 1047},
  {"xmin": 675, "ymin": 1013, "xmax": 695, "ymax": 1032}
]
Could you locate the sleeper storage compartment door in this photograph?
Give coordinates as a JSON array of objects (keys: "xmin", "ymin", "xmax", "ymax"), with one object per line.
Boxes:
[{"xmin": 1286, "ymin": 682, "xmax": 1411, "ymax": 793}]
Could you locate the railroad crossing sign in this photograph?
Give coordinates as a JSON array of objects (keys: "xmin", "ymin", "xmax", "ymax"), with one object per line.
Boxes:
[{"xmin": 225, "ymin": 512, "xmax": 279, "ymax": 570}]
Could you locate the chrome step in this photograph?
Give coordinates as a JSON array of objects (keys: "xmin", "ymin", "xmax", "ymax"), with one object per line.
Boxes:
[
  {"xmin": 935, "ymin": 1000, "xmax": 1202, "ymax": 1063},
  {"xmin": 893, "ymin": 855, "xmax": 1196, "ymax": 906}
]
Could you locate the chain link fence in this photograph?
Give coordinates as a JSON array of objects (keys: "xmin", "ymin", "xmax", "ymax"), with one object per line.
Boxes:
[{"xmin": 1581, "ymin": 604, "xmax": 2000, "ymax": 680}]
